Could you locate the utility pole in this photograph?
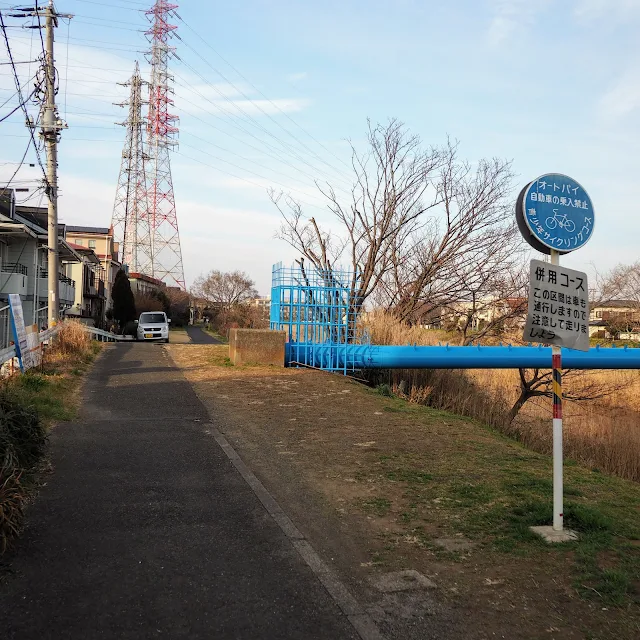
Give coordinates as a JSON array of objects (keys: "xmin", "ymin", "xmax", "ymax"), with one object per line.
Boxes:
[
  {"xmin": 3, "ymin": 2, "xmax": 71, "ymax": 326},
  {"xmin": 34, "ymin": 2, "xmax": 72, "ymax": 326},
  {"xmin": 43, "ymin": 1, "xmax": 59, "ymax": 326}
]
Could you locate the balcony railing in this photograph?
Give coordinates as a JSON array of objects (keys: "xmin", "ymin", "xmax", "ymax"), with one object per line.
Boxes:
[
  {"xmin": 2, "ymin": 262, "xmax": 28, "ymax": 276},
  {"xmin": 37, "ymin": 267, "xmax": 75, "ymax": 288}
]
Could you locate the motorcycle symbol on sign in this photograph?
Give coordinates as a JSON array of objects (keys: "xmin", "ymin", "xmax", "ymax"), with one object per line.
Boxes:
[{"xmin": 545, "ymin": 209, "xmax": 575, "ymax": 233}]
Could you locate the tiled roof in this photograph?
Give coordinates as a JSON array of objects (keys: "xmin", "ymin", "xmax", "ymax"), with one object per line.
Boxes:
[{"xmin": 66, "ymin": 226, "xmax": 110, "ymax": 235}]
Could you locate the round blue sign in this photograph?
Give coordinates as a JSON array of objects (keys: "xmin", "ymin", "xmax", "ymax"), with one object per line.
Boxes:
[{"xmin": 521, "ymin": 173, "xmax": 594, "ymax": 253}]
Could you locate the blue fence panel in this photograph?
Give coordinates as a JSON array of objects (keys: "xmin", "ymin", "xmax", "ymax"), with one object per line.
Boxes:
[{"xmin": 270, "ymin": 262, "xmax": 368, "ymax": 373}]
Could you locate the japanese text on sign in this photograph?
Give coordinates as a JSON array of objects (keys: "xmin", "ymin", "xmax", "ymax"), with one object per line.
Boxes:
[
  {"xmin": 523, "ymin": 259, "xmax": 590, "ymax": 352},
  {"xmin": 523, "ymin": 174, "xmax": 594, "ymax": 253}
]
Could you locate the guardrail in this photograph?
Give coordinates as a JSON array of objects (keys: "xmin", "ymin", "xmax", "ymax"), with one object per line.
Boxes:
[
  {"xmin": 84, "ymin": 327, "xmax": 126, "ymax": 342},
  {"xmin": 0, "ymin": 323, "xmax": 62, "ymax": 369},
  {"xmin": 0, "ymin": 324, "xmax": 126, "ymax": 371}
]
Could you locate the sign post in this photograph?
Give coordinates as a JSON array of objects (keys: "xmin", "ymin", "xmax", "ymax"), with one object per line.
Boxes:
[
  {"xmin": 517, "ymin": 173, "xmax": 594, "ymax": 542},
  {"xmin": 550, "ymin": 250, "xmax": 563, "ymax": 533}
]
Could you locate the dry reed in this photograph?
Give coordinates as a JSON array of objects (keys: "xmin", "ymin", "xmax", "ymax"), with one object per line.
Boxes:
[
  {"xmin": 364, "ymin": 312, "xmax": 640, "ymax": 482},
  {"xmin": 48, "ymin": 320, "xmax": 92, "ymax": 359}
]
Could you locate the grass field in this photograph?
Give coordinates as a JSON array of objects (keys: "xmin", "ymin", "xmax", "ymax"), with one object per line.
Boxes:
[
  {"xmin": 365, "ymin": 313, "xmax": 640, "ymax": 482},
  {"xmin": 169, "ymin": 344, "xmax": 640, "ymax": 638}
]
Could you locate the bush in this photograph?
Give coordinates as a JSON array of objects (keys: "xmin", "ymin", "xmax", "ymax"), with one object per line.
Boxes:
[
  {"xmin": 0, "ymin": 390, "xmax": 47, "ymax": 553},
  {"xmin": 0, "ymin": 466, "xmax": 24, "ymax": 553},
  {"xmin": 0, "ymin": 390, "xmax": 47, "ymax": 471}
]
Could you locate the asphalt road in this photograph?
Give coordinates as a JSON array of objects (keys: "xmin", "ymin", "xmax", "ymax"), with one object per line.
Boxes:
[
  {"xmin": 0, "ymin": 343, "xmax": 357, "ymax": 639},
  {"xmin": 186, "ymin": 325, "xmax": 222, "ymax": 344}
]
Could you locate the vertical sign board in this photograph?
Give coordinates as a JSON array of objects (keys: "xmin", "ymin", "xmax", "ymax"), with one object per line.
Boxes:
[
  {"xmin": 523, "ymin": 260, "xmax": 590, "ymax": 352},
  {"xmin": 8, "ymin": 294, "xmax": 31, "ymax": 372},
  {"xmin": 516, "ymin": 174, "xmax": 594, "ymax": 538}
]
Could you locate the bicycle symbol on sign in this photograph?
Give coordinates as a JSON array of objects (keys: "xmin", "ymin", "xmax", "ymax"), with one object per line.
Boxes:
[{"xmin": 545, "ymin": 209, "xmax": 575, "ymax": 233}]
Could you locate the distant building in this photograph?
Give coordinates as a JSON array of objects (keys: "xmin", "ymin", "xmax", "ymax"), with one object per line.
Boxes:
[
  {"xmin": 589, "ymin": 300, "xmax": 640, "ymax": 340},
  {"xmin": 248, "ymin": 296, "xmax": 271, "ymax": 318},
  {"xmin": 66, "ymin": 226, "xmax": 121, "ymax": 311},
  {"xmin": 128, "ymin": 272, "xmax": 166, "ymax": 296}
]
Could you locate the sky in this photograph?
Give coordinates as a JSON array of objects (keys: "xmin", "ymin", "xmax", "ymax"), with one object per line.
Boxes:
[{"xmin": 1, "ymin": 0, "xmax": 639, "ymax": 295}]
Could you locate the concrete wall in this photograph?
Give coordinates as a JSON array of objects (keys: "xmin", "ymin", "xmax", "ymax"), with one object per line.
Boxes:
[{"xmin": 229, "ymin": 328, "xmax": 286, "ymax": 367}]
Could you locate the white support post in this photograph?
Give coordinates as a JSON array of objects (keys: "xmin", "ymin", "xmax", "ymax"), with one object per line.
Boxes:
[{"xmin": 550, "ymin": 249, "xmax": 563, "ymax": 531}]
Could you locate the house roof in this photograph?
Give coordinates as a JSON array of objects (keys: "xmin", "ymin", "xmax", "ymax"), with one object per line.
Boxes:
[
  {"xmin": 67, "ymin": 225, "xmax": 111, "ymax": 235},
  {"xmin": 593, "ymin": 300, "xmax": 639, "ymax": 308},
  {"xmin": 67, "ymin": 242, "xmax": 101, "ymax": 264},
  {"xmin": 129, "ymin": 272, "xmax": 165, "ymax": 287}
]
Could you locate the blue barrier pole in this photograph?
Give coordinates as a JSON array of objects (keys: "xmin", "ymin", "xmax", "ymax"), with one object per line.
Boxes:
[{"xmin": 286, "ymin": 343, "xmax": 640, "ymax": 369}]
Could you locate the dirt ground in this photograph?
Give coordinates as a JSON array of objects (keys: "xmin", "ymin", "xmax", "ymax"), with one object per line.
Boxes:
[{"xmin": 168, "ymin": 344, "xmax": 639, "ymax": 640}]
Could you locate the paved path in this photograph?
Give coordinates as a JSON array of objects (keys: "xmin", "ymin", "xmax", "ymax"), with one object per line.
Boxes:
[
  {"xmin": 0, "ymin": 344, "xmax": 358, "ymax": 639},
  {"xmin": 186, "ymin": 325, "xmax": 222, "ymax": 344}
]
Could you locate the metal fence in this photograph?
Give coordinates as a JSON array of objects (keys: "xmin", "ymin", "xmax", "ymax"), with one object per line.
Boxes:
[
  {"xmin": 0, "ymin": 304, "xmax": 11, "ymax": 351},
  {"xmin": 270, "ymin": 262, "xmax": 368, "ymax": 373}
]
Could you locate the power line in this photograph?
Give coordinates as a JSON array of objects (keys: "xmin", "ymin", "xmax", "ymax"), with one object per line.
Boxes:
[
  {"xmin": 174, "ymin": 12, "xmax": 352, "ymax": 175},
  {"xmin": 175, "ymin": 148, "xmax": 330, "ymax": 216},
  {"xmin": 172, "ymin": 63, "xmax": 352, "ymax": 194},
  {"xmin": 0, "ymin": 8, "xmax": 48, "ymax": 192},
  {"xmin": 70, "ymin": 0, "xmax": 146, "ymax": 10},
  {"xmin": 0, "ymin": 72, "xmax": 36, "ymax": 108},
  {"xmin": 0, "ymin": 86, "xmax": 36, "ymax": 121}
]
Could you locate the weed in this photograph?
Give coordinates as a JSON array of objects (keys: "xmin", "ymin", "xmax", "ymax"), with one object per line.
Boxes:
[
  {"xmin": 376, "ymin": 383, "xmax": 393, "ymax": 397},
  {"xmin": 361, "ymin": 497, "xmax": 391, "ymax": 516},
  {"xmin": 0, "ymin": 466, "xmax": 24, "ymax": 553},
  {"xmin": 386, "ymin": 469, "xmax": 433, "ymax": 484},
  {"xmin": 19, "ymin": 374, "xmax": 48, "ymax": 392},
  {"xmin": 363, "ymin": 312, "xmax": 640, "ymax": 482}
]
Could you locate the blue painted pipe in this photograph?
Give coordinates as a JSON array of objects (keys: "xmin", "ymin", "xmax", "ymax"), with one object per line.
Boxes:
[{"xmin": 286, "ymin": 343, "xmax": 640, "ymax": 369}]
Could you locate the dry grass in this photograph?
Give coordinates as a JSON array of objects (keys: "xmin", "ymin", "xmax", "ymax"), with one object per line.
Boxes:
[
  {"xmin": 49, "ymin": 320, "xmax": 92, "ymax": 358},
  {"xmin": 364, "ymin": 313, "xmax": 640, "ymax": 482}
]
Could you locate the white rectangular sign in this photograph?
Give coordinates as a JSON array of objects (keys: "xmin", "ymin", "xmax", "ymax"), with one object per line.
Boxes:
[
  {"xmin": 523, "ymin": 259, "xmax": 590, "ymax": 352},
  {"xmin": 9, "ymin": 294, "xmax": 40, "ymax": 371}
]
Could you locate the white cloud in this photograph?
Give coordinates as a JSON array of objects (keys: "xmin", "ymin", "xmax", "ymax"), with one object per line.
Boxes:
[
  {"xmin": 573, "ymin": 0, "xmax": 640, "ymax": 23},
  {"xmin": 599, "ymin": 66, "xmax": 640, "ymax": 119},
  {"xmin": 487, "ymin": 0, "xmax": 551, "ymax": 47}
]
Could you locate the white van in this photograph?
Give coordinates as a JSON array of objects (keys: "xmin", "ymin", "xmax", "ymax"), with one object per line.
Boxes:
[{"xmin": 136, "ymin": 311, "xmax": 170, "ymax": 343}]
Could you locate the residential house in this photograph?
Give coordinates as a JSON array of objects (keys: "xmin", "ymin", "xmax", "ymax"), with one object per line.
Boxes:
[
  {"xmin": 65, "ymin": 243, "xmax": 107, "ymax": 324},
  {"xmin": 589, "ymin": 300, "xmax": 640, "ymax": 340},
  {"xmin": 0, "ymin": 189, "xmax": 81, "ymax": 345},
  {"xmin": 434, "ymin": 297, "xmax": 528, "ymax": 332},
  {"xmin": 66, "ymin": 226, "xmax": 121, "ymax": 311}
]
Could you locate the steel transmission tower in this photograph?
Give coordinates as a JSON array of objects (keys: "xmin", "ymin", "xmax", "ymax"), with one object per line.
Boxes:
[
  {"xmin": 145, "ymin": 0, "xmax": 185, "ymax": 288},
  {"xmin": 111, "ymin": 61, "xmax": 153, "ymax": 274}
]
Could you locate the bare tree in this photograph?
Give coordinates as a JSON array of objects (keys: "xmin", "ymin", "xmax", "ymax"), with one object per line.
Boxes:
[
  {"xmin": 599, "ymin": 261, "xmax": 640, "ymax": 305},
  {"xmin": 509, "ymin": 368, "xmax": 631, "ymax": 424},
  {"xmin": 271, "ymin": 119, "xmax": 443, "ymax": 314},
  {"xmin": 593, "ymin": 261, "xmax": 640, "ymax": 339},
  {"xmin": 271, "ymin": 120, "xmax": 521, "ymax": 332},
  {"xmin": 191, "ymin": 270, "xmax": 258, "ymax": 312}
]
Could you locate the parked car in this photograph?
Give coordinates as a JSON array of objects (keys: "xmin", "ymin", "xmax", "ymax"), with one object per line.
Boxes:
[{"xmin": 136, "ymin": 311, "xmax": 171, "ymax": 343}]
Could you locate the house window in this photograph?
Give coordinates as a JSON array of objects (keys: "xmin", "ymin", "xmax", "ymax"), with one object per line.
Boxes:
[
  {"xmin": 88, "ymin": 239, "xmax": 96, "ymax": 249},
  {"xmin": 596, "ymin": 311, "xmax": 602, "ymax": 318},
  {"xmin": 75, "ymin": 239, "xmax": 83, "ymax": 246}
]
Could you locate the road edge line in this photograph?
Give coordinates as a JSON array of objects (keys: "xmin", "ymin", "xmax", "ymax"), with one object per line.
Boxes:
[{"xmin": 208, "ymin": 424, "xmax": 386, "ymax": 640}]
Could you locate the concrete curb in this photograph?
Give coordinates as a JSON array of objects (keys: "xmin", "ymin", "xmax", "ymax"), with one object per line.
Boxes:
[{"xmin": 208, "ymin": 425, "xmax": 386, "ymax": 640}]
